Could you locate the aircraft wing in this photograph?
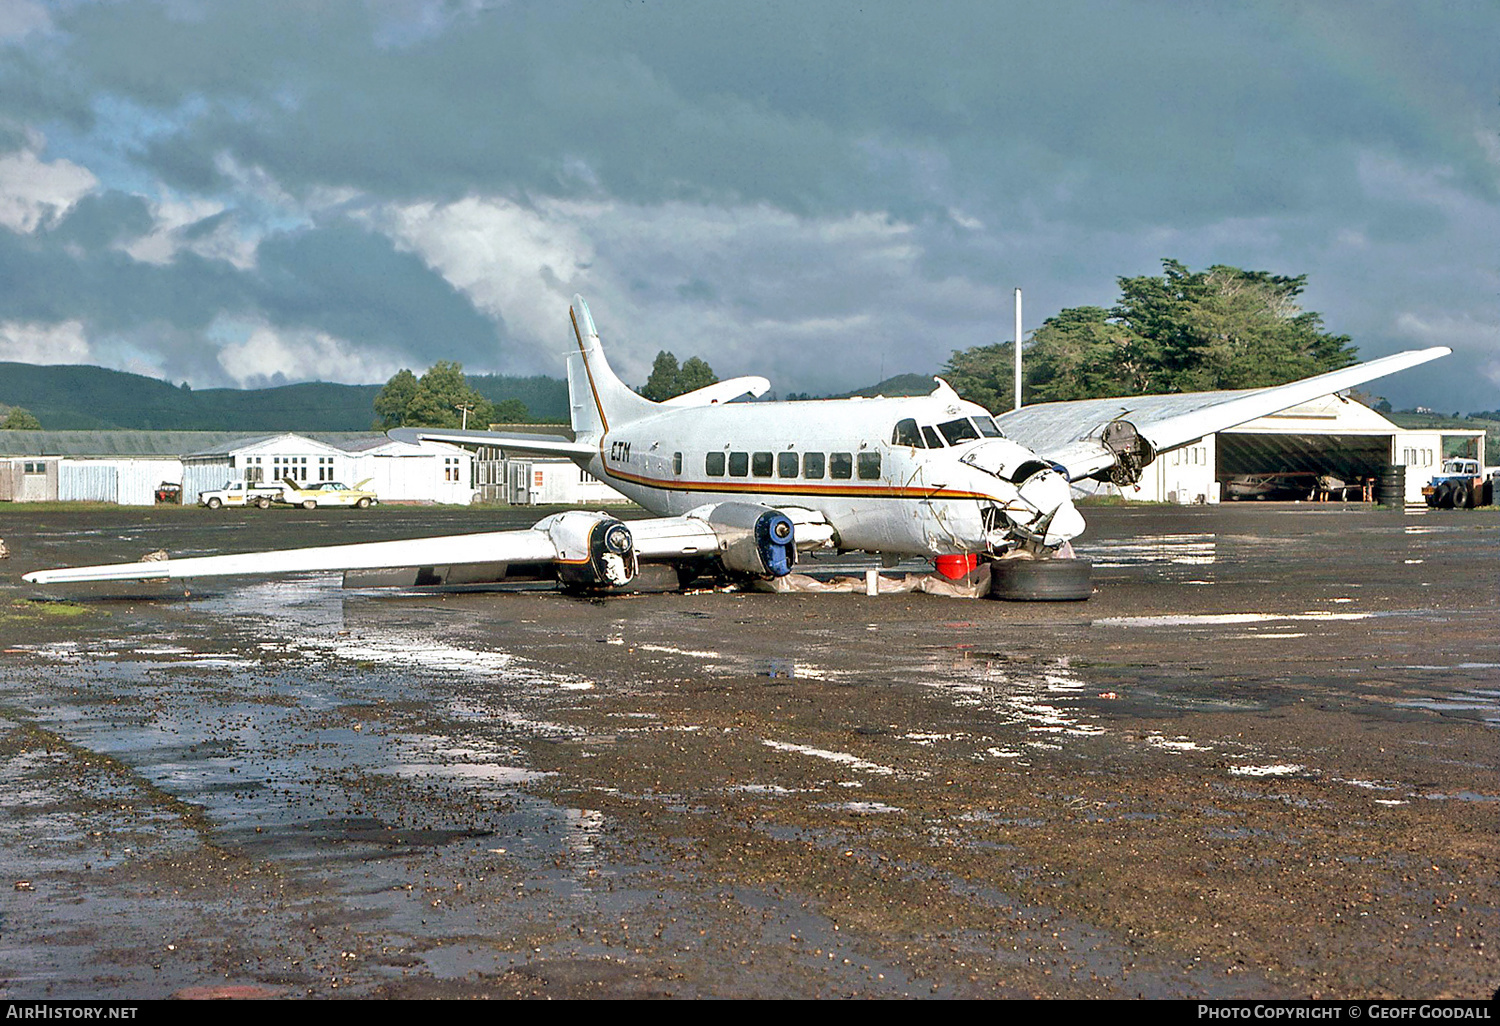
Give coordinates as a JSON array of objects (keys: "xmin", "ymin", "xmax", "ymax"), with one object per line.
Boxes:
[
  {"xmin": 386, "ymin": 427, "xmax": 595, "ymax": 458},
  {"xmin": 21, "ymin": 502, "xmax": 824, "ymax": 587},
  {"xmin": 996, "ymin": 346, "xmax": 1451, "ymax": 482},
  {"xmin": 21, "ymin": 529, "xmax": 562, "ymax": 585}
]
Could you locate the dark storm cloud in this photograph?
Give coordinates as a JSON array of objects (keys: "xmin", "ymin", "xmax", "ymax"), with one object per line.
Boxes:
[
  {"xmin": 0, "ymin": 1, "xmax": 1492, "ymax": 403},
  {"xmin": 246, "ymin": 222, "xmax": 502, "ymax": 366}
]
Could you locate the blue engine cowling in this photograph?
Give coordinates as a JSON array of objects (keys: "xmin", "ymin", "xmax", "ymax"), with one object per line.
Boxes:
[{"xmin": 695, "ymin": 502, "xmax": 797, "ymax": 577}]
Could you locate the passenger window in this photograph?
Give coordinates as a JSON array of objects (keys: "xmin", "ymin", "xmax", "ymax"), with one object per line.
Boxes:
[
  {"xmin": 729, "ymin": 452, "xmax": 749, "ymax": 477},
  {"xmin": 777, "ymin": 452, "xmax": 799, "ymax": 478},
  {"xmin": 830, "ymin": 452, "xmax": 853, "ymax": 479},
  {"xmin": 751, "ymin": 451, "xmax": 773, "ymax": 477},
  {"xmin": 921, "ymin": 426, "xmax": 943, "ymax": 448},
  {"xmin": 938, "ymin": 418, "xmax": 980, "ymax": 445},
  {"xmin": 974, "ymin": 416, "xmax": 1003, "ymax": 438},
  {"xmin": 673, "ymin": 452, "xmax": 683, "ymax": 475},
  {"xmin": 706, "ymin": 452, "xmax": 726, "ymax": 476},
  {"xmin": 857, "ymin": 452, "xmax": 881, "ymax": 480},
  {"xmin": 803, "ymin": 452, "xmax": 825, "ymax": 479},
  {"xmin": 892, "ymin": 418, "xmax": 921, "ymax": 447}
]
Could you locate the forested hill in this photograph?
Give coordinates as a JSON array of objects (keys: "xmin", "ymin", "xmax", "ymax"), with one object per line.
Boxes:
[{"xmin": 0, "ymin": 363, "xmax": 568, "ymax": 430}]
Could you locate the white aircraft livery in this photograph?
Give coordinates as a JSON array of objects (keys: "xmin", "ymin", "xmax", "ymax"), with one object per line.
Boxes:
[{"xmin": 22, "ymin": 295, "xmax": 1449, "ymax": 599}]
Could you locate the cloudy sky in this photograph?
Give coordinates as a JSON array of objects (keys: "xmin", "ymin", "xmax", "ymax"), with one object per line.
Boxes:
[{"xmin": 0, "ymin": 0, "xmax": 1495, "ymax": 409}]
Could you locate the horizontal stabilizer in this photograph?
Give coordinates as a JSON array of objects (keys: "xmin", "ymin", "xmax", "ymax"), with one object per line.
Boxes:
[
  {"xmin": 387, "ymin": 427, "xmax": 595, "ymax": 458},
  {"xmin": 659, "ymin": 375, "xmax": 772, "ymax": 407}
]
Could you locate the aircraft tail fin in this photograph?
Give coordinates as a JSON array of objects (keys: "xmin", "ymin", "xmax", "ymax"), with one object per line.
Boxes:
[{"xmin": 566, "ymin": 295, "xmax": 657, "ymax": 439}]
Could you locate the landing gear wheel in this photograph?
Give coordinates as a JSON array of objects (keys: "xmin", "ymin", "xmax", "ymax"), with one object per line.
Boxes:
[
  {"xmin": 988, "ymin": 558, "xmax": 1093, "ymax": 601},
  {"xmin": 301, "ymin": 499, "xmax": 316, "ymax": 510}
]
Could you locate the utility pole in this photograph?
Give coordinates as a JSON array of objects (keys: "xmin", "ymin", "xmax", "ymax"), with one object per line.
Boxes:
[
  {"xmin": 1014, "ymin": 287, "xmax": 1023, "ymax": 412},
  {"xmin": 454, "ymin": 403, "xmax": 475, "ymax": 430}
]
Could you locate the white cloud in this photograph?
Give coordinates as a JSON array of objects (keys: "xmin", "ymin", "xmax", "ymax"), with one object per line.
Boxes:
[
  {"xmin": 216, "ymin": 324, "xmax": 405, "ymax": 388},
  {"xmin": 0, "ymin": 320, "xmax": 91, "ymax": 364},
  {"xmin": 0, "ymin": 147, "xmax": 97, "ymax": 234},
  {"xmin": 0, "ymin": 0, "xmax": 51, "ymax": 42},
  {"xmin": 367, "ymin": 194, "xmax": 1007, "ymax": 391},
  {"xmin": 122, "ymin": 192, "xmax": 260, "ymax": 269}
]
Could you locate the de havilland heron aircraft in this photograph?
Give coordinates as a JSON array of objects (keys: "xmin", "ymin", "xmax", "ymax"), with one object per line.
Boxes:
[{"xmin": 22, "ymin": 295, "xmax": 1449, "ymax": 600}]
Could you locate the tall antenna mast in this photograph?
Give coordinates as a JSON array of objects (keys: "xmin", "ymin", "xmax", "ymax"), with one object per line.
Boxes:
[{"xmin": 1013, "ymin": 287, "xmax": 1023, "ymax": 411}]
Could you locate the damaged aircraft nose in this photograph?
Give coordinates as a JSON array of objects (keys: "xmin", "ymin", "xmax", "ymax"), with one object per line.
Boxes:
[{"xmin": 1015, "ymin": 469, "xmax": 1086, "ymax": 547}]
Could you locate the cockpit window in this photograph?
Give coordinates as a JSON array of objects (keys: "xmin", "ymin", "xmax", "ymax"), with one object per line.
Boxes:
[
  {"xmin": 974, "ymin": 416, "xmax": 1003, "ymax": 438},
  {"xmin": 921, "ymin": 426, "xmax": 944, "ymax": 448},
  {"xmin": 892, "ymin": 418, "xmax": 922, "ymax": 447},
  {"xmin": 938, "ymin": 418, "xmax": 980, "ymax": 445}
]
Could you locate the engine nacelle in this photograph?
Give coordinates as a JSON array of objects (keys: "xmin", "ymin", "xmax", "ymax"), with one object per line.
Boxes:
[
  {"xmin": 690, "ymin": 502, "xmax": 797, "ymax": 577},
  {"xmin": 534, "ymin": 511, "xmax": 637, "ymax": 588}
]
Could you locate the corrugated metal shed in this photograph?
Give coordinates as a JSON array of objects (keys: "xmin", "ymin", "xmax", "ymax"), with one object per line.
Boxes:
[
  {"xmin": 0, "ymin": 430, "xmax": 387, "ymax": 457},
  {"xmin": 0, "ymin": 430, "xmax": 249, "ymax": 456}
]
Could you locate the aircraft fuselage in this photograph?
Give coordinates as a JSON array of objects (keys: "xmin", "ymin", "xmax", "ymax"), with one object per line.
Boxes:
[{"xmin": 578, "ymin": 390, "xmax": 1080, "ymax": 556}]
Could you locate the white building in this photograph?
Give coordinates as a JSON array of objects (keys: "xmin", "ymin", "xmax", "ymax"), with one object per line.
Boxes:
[{"xmin": 182, "ymin": 433, "xmax": 475, "ymax": 504}]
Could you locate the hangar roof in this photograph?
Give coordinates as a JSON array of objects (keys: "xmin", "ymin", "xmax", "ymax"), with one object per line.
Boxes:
[{"xmin": 0, "ymin": 430, "xmax": 383, "ymax": 458}]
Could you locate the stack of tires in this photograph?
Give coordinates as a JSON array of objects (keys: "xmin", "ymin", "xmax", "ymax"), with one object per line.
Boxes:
[{"xmin": 1376, "ymin": 464, "xmax": 1406, "ymax": 508}]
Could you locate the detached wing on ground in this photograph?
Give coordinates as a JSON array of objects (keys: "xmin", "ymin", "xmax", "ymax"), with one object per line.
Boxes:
[
  {"xmin": 996, "ymin": 347, "xmax": 1451, "ymax": 484},
  {"xmin": 21, "ymin": 503, "xmax": 824, "ymax": 587}
]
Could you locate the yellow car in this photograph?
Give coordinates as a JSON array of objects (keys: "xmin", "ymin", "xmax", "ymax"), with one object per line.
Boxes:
[{"xmin": 277, "ymin": 479, "xmax": 379, "ymax": 510}]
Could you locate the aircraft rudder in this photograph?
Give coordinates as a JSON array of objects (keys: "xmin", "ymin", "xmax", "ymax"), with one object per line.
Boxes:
[{"xmin": 566, "ymin": 294, "xmax": 657, "ymax": 435}]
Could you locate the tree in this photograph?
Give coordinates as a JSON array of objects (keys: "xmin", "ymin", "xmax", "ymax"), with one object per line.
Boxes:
[
  {"xmin": 677, "ymin": 356, "xmax": 718, "ymax": 394},
  {"xmin": 1, "ymin": 407, "xmax": 42, "ymax": 430},
  {"xmin": 373, "ymin": 368, "xmax": 420, "ymax": 428},
  {"xmin": 943, "ymin": 260, "xmax": 1359, "ymax": 409},
  {"xmin": 640, "ymin": 351, "xmax": 682, "ymax": 401},
  {"xmin": 372, "ymin": 362, "xmax": 494, "ymax": 429},
  {"xmin": 491, "ymin": 398, "xmax": 530, "ymax": 424},
  {"xmin": 1111, "ymin": 260, "xmax": 1356, "ymax": 390},
  {"xmin": 640, "ymin": 351, "xmax": 718, "ymax": 401}
]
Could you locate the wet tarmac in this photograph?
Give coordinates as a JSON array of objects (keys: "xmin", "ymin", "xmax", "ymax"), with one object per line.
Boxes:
[{"xmin": 0, "ymin": 501, "xmax": 1495, "ymax": 998}]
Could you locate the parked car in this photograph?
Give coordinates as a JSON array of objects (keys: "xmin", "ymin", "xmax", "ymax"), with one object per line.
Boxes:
[
  {"xmin": 274, "ymin": 480, "xmax": 379, "ymax": 510},
  {"xmin": 198, "ymin": 479, "xmax": 288, "ymax": 509}
]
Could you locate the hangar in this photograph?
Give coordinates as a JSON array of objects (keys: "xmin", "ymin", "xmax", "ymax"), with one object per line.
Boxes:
[{"xmin": 1113, "ymin": 396, "xmax": 1484, "ymax": 505}]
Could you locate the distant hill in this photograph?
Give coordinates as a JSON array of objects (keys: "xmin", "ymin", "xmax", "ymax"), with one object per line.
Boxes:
[
  {"xmin": 0, "ymin": 362, "xmax": 569, "ymax": 430},
  {"xmin": 838, "ymin": 373, "xmax": 940, "ymax": 399},
  {"xmin": 468, "ymin": 374, "xmax": 569, "ymax": 422}
]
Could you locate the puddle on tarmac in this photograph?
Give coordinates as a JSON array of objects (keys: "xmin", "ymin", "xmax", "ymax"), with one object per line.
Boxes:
[{"xmin": 1077, "ymin": 534, "xmax": 1217, "ymax": 568}]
